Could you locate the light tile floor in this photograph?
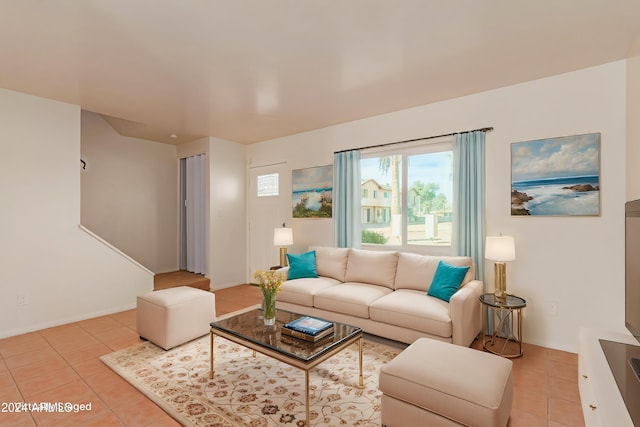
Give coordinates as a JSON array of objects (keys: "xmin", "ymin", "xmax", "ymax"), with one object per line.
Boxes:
[
  {"xmin": 476, "ymin": 340, "xmax": 585, "ymax": 426},
  {"xmin": 0, "ymin": 284, "xmax": 584, "ymax": 426}
]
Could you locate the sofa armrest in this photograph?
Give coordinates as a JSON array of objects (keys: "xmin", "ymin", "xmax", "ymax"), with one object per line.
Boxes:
[
  {"xmin": 449, "ymin": 280, "xmax": 483, "ymax": 346},
  {"xmin": 275, "ymin": 266, "xmax": 290, "ymax": 280}
]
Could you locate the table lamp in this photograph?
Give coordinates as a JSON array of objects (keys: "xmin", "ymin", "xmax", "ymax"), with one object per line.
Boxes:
[
  {"xmin": 485, "ymin": 235, "xmax": 516, "ymax": 299},
  {"xmin": 273, "ymin": 225, "xmax": 293, "ymax": 267}
]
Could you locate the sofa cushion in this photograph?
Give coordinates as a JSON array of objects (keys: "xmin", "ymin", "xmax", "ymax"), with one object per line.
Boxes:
[
  {"xmin": 286, "ymin": 250, "xmax": 318, "ymax": 280},
  {"xmin": 278, "ymin": 277, "xmax": 341, "ymax": 307},
  {"xmin": 394, "ymin": 252, "xmax": 475, "ymax": 292},
  {"xmin": 427, "ymin": 261, "xmax": 470, "ymax": 302},
  {"xmin": 344, "ymin": 249, "xmax": 398, "ymax": 289},
  {"xmin": 314, "ymin": 283, "xmax": 393, "ymax": 318},
  {"xmin": 370, "ymin": 289, "xmax": 452, "ymax": 338},
  {"xmin": 309, "ymin": 246, "xmax": 350, "ymax": 282}
]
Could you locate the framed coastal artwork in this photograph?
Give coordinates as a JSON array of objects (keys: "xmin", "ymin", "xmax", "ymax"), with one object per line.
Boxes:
[
  {"xmin": 511, "ymin": 133, "xmax": 600, "ymax": 216},
  {"xmin": 292, "ymin": 165, "xmax": 333, "ymax": 218}
]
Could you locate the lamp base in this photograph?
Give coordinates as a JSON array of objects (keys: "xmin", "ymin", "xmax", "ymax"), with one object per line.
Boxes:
[
  {"xmin": 279, "ymin": 247, "xmax": 288, "ymax": 267},
  {"xmin": 494, "ymin": 262, "xmax": 507, "ymax": 300}
]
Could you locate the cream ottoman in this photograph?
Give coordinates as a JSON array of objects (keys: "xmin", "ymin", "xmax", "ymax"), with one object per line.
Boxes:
[
  {"xmin": 379, "ymin": 338, "xmax": 513, "ymax": 427},
  {"xmin": 137, "ymin": 286, "xmax": 216, "ymax": 350}
]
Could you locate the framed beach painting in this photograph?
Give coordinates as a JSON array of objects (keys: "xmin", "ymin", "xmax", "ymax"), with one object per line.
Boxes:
[
  {"xmin": 292, "ymin": 165, "xmax": 333, "ymax": 218},
  {"xmin": 511, "ymin": 133, "xmax": 600, "ymax": 216}
]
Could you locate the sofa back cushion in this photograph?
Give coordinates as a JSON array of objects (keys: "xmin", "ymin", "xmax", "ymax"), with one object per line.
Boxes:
[
  {"xmin": 394, "ymin": 252, "xmax": 475, "ymax": 292},
  {"xmin": 308, "ymin": 246, "xmax": 350, "ymax": 282},
  {"xmin": 345, "ymin": 249, "xmax": 398, "ymax": 289}
]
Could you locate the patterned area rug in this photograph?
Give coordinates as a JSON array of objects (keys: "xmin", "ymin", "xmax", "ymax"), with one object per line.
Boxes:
[{"xmin": 100, "ymin": 331, "xmax": 402, "ymax": 426}]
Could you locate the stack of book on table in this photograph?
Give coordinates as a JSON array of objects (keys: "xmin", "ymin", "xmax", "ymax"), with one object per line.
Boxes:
[{"xmin": 282, "ymin": 316, "xmax": 334, "ymax": 342}]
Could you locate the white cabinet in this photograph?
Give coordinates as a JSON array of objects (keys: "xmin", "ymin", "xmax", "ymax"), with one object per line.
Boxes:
[{"xmin": 578, "ymin": 328, "xmax": 636, "ymax": 427}]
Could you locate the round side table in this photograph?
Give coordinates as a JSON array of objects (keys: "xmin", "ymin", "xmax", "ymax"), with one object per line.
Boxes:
[{"xmin": 479, "ymin": 293, "xmax": 526, "ymax": 358}]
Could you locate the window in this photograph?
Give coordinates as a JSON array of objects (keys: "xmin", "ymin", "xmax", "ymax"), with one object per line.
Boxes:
[
  {"xmin": 360, "ymin": 140, "xmax": 453, "ymax": 250},
  {"xmin": 362, "ymin": 188, "xmax": 368, "ymax": 198},
  {"xmin": 257, "ymin": 173, "xmax": 279, "ymax": 197}
]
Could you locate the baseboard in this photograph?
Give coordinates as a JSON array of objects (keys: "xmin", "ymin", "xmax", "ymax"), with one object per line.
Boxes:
[
  {"xmin": 0, "ymin": 302, "xmax": 137, "ymax": 339},
  {"xmin": 209, "ymin": 281, "xmax": 248, "ymax": 291}
]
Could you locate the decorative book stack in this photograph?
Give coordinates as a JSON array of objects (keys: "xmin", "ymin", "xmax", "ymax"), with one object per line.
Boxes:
[{"xmin": 282, "ymin": 316, "xmax": 334, "ymax": 342}]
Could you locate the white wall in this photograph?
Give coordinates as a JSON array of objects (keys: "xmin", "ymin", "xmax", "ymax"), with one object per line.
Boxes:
[
  {"xmin": 176, "ymin": 137, "xmax": 247, "ymax": 289},
  {"xmin": 627, "ymin": 55, "xmax": 640, "ymax": 200},
  {"xmin": 210, "ymin": 137, "xmax": 247, "ymax": 288},
  {"xmin": 247, "ymin": 60, "xmax": 628, "ymax": 352},
  {"xmin": 81, "ymin": 111, "xmax": 178, "ymax": 273},
  {"xmin": 0, "ymin": 88, "xmax": 153, "ymax": 339}
]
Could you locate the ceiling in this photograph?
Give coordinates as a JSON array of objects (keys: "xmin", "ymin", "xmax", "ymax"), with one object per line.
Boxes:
[{"xmin": 1, "ymin": 1, "xmax": 639, "ymax": 145}]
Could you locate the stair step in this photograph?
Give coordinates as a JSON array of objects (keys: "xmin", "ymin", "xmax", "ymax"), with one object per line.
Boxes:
[{"xmin": 154, "ymin": 271, "xmax": 210, "ymax": 292}]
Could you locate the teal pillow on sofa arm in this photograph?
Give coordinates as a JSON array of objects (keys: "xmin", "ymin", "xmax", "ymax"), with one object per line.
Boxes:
[
  {"xmin": 427, "ymin": 261, "xmax": 470, "ymax": 302},
  {"xmin": 286, "ymin": 250, "xmax": 319, "ymax": 280}
]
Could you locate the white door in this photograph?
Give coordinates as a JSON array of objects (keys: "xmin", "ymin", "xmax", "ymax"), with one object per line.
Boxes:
[{"xmin": 248, "ymin": 163, "xmax": 289, "ymax": 277}]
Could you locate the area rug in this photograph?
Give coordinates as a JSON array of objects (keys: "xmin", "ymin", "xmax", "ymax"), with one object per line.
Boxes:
[{"xmin": 100, "ymin": 325, "xmax": 402, "ymax": 426}]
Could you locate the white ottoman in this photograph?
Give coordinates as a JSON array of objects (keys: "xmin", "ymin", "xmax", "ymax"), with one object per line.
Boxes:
[
  {"xmin": 137, "ymin": 286, "xmax": 216, "ymax": 350},
  {"xmin": 379, "ymin": 338, "xmax": 513, "ymax": 427}
]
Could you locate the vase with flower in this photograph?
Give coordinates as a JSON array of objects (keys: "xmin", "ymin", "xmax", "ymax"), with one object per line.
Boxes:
[{"xmin": 253, "ymin": 270, "xmax": 285, "ymax": 326}]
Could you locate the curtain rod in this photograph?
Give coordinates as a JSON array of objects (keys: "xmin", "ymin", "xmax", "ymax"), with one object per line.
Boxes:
[{"xmin": 333, "ymin": 126, "xmax": 493, "ymax": 154}]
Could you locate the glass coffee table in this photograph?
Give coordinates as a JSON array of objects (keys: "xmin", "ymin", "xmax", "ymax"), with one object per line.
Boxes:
[{"xmin": 209, "ymin": 308, "xmax": 363, "ymax": 426}]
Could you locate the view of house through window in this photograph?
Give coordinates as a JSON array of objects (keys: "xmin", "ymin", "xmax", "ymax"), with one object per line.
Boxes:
[{"xmin": 360, "ymin": 143, "xmax": 453, "ymax": 248}]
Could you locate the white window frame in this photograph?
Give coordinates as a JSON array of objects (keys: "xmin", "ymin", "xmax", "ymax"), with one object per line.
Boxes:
[
  {"xmin": 256, "ymin": 173, "xmax": 279, "ymax": 197},
  {"xmin": 360, "ymin": 137, "xmax": 453, "ymax": 256}
]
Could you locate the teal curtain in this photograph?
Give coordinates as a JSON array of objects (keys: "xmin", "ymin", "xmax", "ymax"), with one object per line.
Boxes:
[
  {"xmin": 334, "ymin": 150, "xmax": 361, "ymax": 248},
  {"xmin": 453, "ymin": 131, "xmax": 486, "ymax": 281}
]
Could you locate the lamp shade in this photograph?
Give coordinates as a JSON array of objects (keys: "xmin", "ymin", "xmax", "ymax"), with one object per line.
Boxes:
[
  {"xmin": 273, "ymin": 227, "xmax": 293, "ymax": 246},
  {"xmin": 485, "ymin": 236, "xmax": 516, "ymax": 261}
]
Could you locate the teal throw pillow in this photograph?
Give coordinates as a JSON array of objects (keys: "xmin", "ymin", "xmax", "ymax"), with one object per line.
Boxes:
[
  {"xmin": 427, "ymin": 261, "xmax": 470, "ymax": 302},
  {"xmin": 286, "ymin": 250, "xmax": 318, "ymax": 280}
]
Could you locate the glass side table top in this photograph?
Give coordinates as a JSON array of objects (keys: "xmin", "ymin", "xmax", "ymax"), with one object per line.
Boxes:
[
  {"xmin": 479, "ymin": 293, "xmax": 526, "ymax": 309},
  {"xmin": 211, "ymin": 308, "xmax": 362, "ymax": 363}
]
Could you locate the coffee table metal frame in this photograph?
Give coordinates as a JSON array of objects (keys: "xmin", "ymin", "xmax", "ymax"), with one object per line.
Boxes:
[{"xmin": 209, "ymin": 308, "xmax": 363, "ymax": 426}]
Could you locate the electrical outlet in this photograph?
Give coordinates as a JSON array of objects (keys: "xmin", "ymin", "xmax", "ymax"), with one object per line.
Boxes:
[
  {"xmin": 16, "ymin": 295, "xmax": 29, "ymax": 306},
  {"xmin": 546, "ymin": 301, "xmax": 558, "ymax": 316}
]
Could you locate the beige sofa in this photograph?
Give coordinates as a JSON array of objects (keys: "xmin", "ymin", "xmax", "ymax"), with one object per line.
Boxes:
[{"xmin": 276, "ymin": 246, "xmax": 483, "ymax": 346}]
